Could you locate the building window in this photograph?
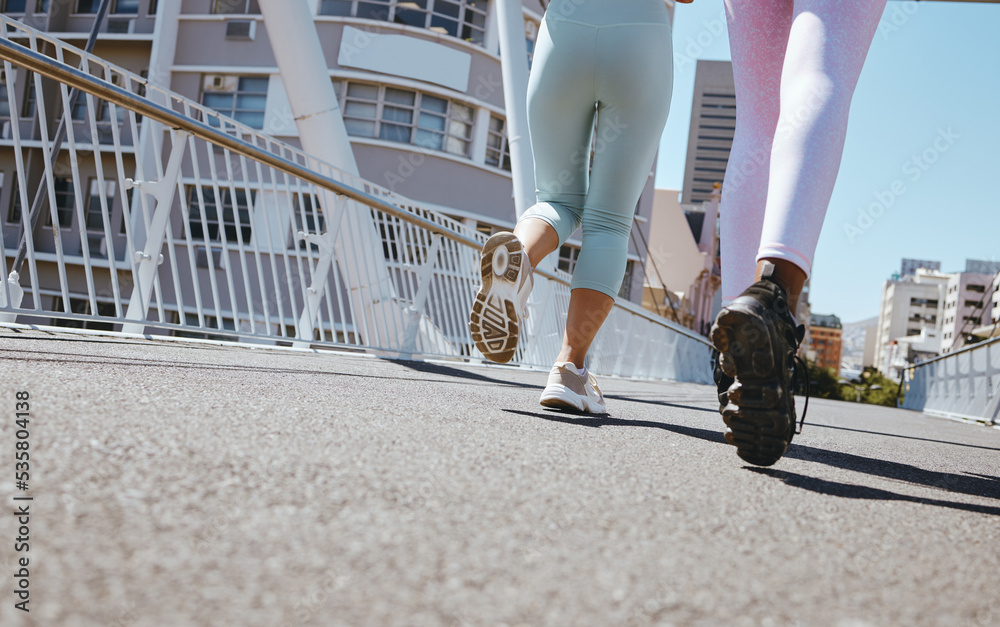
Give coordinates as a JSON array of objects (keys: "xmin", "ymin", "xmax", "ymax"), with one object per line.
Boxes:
[
  {"xmin": 6, "ymin": 176, "xmax": 23, "ymax": 225},
  {"xmin": 112, "ymin": 0, "xmax": 140, "ymax": 14},
  {"xmin": 76, "ymin": 0, "xmax": 102, "ymax": 12},
  {"xmin": 36, "ymin": 0, "xmax": 49, "ymax": 12},
  {"xmin": 0, "ymin": 70, "xmax": 10, "ymax": 118},
  {"xmin": 319, "ymin": 0, "xmax": 387, "ymax": 18},
  {"xmin": 319, "ymin": 0, "xmax": 487, "ymax": 46},
  {"xmin": 968, "ymin": 284, "xmax": 986, "ymax": 293},
  {"xmin": 84, "ymin": 179, "xmax": 116, "ymax": 232},
  {"xmin": 43, "ymin": 177, "xmax": 74, "ymax": 228},
  {"xmin": 337, "ymin": 81, "xmax": 473, "ymax": 157},
  {"xmin": 212, "ymin": 0, "xmax": 260, "ymax": 14},
  {"xmin": 0, "ymin": 172, "xmax": 11, "ymax": 224},
  {"xmin": 51, "ymin": 297, "xmax": 116, "ymax": 331},
  {"xmin": 525, "ymin": 17, "xmax": 539, "ymax": 66},
  {"xmin": 21, "ymin": 75, "xmax": 35, "ymax": 118},
  {"xmin": 417, "ymin": 93, "xmax": 471, "ymax": 154},
  {"xmin": 558, "ymin": 244, "xmax": 579, "ymax": 274},
  {"xmin": 188, "ymin": 187, "xmax": 254, "ymax": 243},
  {"xmin": 3, "ymin": 0, "xmax": 27, "ymax": 12},
  {"xmin": 147, "ymin": 0, "xmax": 156, "ymax": 15},
  {"xmin": 291, "ymin": 193, "xmax": 325, "ymax": 251},
  {"xmin": 486, "ymin": 116, "xmax": 511, "ymax": 171},
  {"xmin": 173, "ymin": 313, "xmax": 236, "ymax": 340},
  {"xmin": 71, "ymin": 94, "xmax": 109, "ymax": 122},
  {"xmin": 201, "ymin": 75, "xmax": 268, "ymax": 129},
  {"xmin": 618, "ymin": 261, "xmax": 634, "ymax": 299}
]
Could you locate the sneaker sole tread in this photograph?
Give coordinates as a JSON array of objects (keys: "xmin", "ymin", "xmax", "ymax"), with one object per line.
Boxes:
[
  {"xmin": 711, "ymin": 306, "xmax": 792, "ymax": 467},
  {"xmin": 470, "ymin": 233, "xmax": 524, "ymax": 364}
]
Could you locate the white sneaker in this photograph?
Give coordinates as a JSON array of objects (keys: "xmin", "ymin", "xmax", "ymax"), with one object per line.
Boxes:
[
  {"xmin": 470, "ymin": 232, "xmax": 534, "ymax": 364},
  {"xmin": 539, "ymin": 362, "xmax": 607, "ymax": 414}
]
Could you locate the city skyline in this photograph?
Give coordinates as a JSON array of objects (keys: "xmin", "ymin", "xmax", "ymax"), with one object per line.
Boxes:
[{"xmin": 656, "ymin": 1, "xmax": 999, "ymax": 323}]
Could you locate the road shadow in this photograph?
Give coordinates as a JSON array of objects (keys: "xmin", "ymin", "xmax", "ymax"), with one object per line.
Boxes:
[
  {"xmin": 502, "ymin": 409, "xmax": 725, "ymax": 445},
  {"xmin": 508, "ymin": 407, "xmax": 1000, "ymax": 507},
  {"xmin": 2, "ymin": 346, "xmax": 540, "ymax": 389},
  {"xmin": 806, "ymin": 422, "xmax": 1000, "ymax": 452},
  {"xmin": 784, "ymin": 443, "xmax": 1000, "ymax": 502},
  {"xmin": 393, "ymin": 359, "xmax": 539, "ymax": 390},
  {"xmin": 603, "ymin": 393, "xmax": 717, "ymax": 414},
  {"xmin": 749, "ymin": 467, "xmax": 1000, "ymax": 516}
]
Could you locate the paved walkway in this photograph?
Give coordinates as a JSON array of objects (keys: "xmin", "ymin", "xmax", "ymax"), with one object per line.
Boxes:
[{"xmin": 1, "ymin": 326, "xmax": 998, "ymax": 627}]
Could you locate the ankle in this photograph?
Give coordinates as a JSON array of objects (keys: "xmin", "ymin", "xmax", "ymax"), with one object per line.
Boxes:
[
  {"xmin": 756, "ymin": 259, "xmax": 805, "ymax": 318},
  {"xmin": 556, "ymin": 351, "xmax": 585, "ymax": 371}
]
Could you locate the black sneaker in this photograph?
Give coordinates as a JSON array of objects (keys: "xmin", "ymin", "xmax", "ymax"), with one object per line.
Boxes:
[{"xmin": 709, "ymin": 264, "xmax": 805, "ymax": 466}]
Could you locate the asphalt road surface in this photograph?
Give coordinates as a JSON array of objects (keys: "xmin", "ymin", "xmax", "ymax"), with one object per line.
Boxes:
[{"xmin": 1, "ymin": 326, "xmax": 998, "ymax": 627}]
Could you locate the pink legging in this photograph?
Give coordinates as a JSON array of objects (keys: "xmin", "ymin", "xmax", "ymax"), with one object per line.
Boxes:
[{"xmin": 720, "ymin": 0, "xmax": 887, "ymax": 302}]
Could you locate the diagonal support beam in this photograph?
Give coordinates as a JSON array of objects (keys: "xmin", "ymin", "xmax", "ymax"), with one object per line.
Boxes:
[
  {"xmin": 121, "ymin": 129, "xmax": 190, "ymax": 334},
  {"xmin": 398, "ymin": 234, "xmax": 443, "ymax": 359}
]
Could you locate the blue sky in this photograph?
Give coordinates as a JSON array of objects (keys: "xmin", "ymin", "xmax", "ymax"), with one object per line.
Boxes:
[{"xmin": 655, "ymin": 1, "xmax": 1000, "ymax": 324}]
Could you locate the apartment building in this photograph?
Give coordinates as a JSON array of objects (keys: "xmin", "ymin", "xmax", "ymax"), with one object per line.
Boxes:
[
  {"xmin": 641, "ymin": 187, "xmax": 720, "ymax": 335},
  {"xmin": 941, "ymin": 259, "xmax": 1000, "ymax": 352},
  {"xmin": 805, "ymin": 313, "xmax": 842, "ymax": 376},
  {"xmin": 941, "ymin": 272, "xmax": 992, "ymax": 351},
  {"xmin": 966, "ymin": 272, "xmax": 1000, "ymax": 342},
  {"xmin": 993, "ymin": 272, "xmax": 1000, "ymax": 326},
  {"xmin": 680, "ymin": 59, "xmax": 734, "ymax": 206},
  {"xmin": 874, "ymin": 258, "xmax": 1000, "ymax": 374},
  {"xmin": 1, "ymin": 0, "xmax": 670, "ymax": 336},
  {"xmin": 873, "ymin": 267, "xmax": 948, "ymax": 374}
]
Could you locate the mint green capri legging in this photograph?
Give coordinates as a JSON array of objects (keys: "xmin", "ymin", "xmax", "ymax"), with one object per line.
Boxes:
[{"xmin": 520, "ymin": 0, "xmax": 674, "ymax": 299}]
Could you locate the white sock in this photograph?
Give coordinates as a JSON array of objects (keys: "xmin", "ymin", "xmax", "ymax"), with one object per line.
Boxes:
[{"xmin": 556, "ymin": 361, "xmax": 588, "ymax": 377}]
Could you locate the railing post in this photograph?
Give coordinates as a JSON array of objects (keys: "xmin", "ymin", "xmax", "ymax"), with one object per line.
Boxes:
[
  {"xmin": 0, "ymin": 271, "xmax": 23, "ymax": 322},
  {"xmin": 612, "ymin": 314, "xmax": 635, "ymax": 376},
  {"xmin": 121, "ymin": 129, "xmax": 189, "ymax": 334},
  {"xmin": 398, "ymin": 234, "xmax": 443, "ymax": 360},
  {"xmin": 521, "ymin": 275, "xmax": 556, "ymax": 367},
  {"xmin": 293, "ymin": 192, "xmax": 347, "ymax": 346},
  {"xmin": 0, "ymin": 12, "xmax": 717, "ymax": 384},
  {"xmin": 258, "ymin": 0, "xmax": 412, "ymax": 351}
]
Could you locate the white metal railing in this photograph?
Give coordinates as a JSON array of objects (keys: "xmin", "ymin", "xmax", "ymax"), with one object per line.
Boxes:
[
  {"xmin": 901, "ymin": 337, "xmax": 1000, "ymax": 426},
  {"xmin": 0, "ymin": 14, "xmax": 713, "ymax": 384}
]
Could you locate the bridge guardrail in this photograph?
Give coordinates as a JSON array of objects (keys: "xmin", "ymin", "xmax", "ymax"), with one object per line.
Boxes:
[
  {"xmin": 901, "ymin": 337, "xmax": 1000, "ymax": 426},
  {"xmin": 0, "ymin": 14, "xmax": 712, "ymax": 384}
]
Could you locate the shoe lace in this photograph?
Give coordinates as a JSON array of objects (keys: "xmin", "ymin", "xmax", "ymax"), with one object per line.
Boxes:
[{"xmin": 793, "ymin": 355, "xmax": 810, "ymax": 435}]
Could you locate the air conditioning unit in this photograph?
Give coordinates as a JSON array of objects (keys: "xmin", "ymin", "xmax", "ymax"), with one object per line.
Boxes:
[
  {"xmin": 204, "ymin": 75, "xmax": 237, "ymax": 92},
  {"xmin": 225, "ymin": 19, "xmax": 256, "ymax": 41},
  {"xmin": 106, "ymin": 18, "xmax": 135, "ymax": 34},
  {"xmin": 88, "ymin": 235, "xmax": 108, "ymax": 258}
]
